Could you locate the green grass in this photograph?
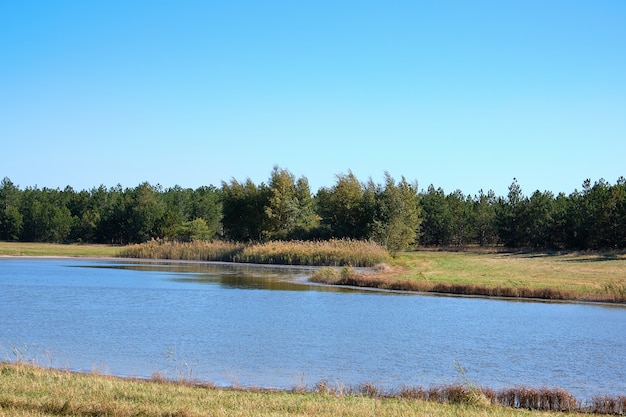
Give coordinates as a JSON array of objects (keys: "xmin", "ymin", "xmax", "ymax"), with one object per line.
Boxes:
[
  {"xmin": 0, "ymin": 363, "xmax": 603, "ymax": 417},
  {"xmin": 0, "ymin": 242, "xmax": 121, "ymax": 257},
  {"xmin": 389, "ymin": 250, "xmax": 626, "ymax": 301}
]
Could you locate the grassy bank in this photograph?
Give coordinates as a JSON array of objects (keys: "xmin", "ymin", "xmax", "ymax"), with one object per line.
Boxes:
[
  {"xmin": 313, "ymin": 249, "xmax": 626, "ymax": 303},
  {"xmin": 0, "ymin": 241, "xmax": 121, "ymax": 257},
  {"xmin": 3, "ymin": 363, "xmax": 624, "ymax": 416}
]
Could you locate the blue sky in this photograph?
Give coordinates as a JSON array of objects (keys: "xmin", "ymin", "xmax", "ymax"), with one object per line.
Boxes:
[{"xmin": 1, "ymin": 1, "xmax": 625, "ymax": 197}]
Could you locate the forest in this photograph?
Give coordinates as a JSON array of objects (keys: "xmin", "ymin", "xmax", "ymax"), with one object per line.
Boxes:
[{"xmin": 1, "ymin": 167, "xmax": 625, "ymax": 252}]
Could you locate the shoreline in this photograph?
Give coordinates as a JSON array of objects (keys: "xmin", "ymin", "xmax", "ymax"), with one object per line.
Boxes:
[
  {"xmin": 2, "ymin": 254, "xmax": 624, "ymax": 305},
  {"xmin": 2, "ymin": 361, "xmax": 625, "ymax": 414}
]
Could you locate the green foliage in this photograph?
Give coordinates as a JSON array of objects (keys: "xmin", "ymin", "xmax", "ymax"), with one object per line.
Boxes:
[
  {"xmin": 370, "ymin": 173, "xmax": 422, "ymax": 254},
  {"xmin": 316, "ymin": 171, "xmax": 370, "ymax": 239},
  {"xmin": 1, "ymin": 171, "xmax": 625, "ymax": 251},
  {"xmin": 175, "ymin": 218, "xmax": 212, "ymax": 242},
  {"xmin": 221, "ymin": 178, "xmax": 269, "ymax": 241},
  {"xmin": 420, "ymin": 185, "xmax": 454, "ymax": 245},
  {"xmin": 264, "ymin": 166, "xmax": 319, "ymax": 240}
]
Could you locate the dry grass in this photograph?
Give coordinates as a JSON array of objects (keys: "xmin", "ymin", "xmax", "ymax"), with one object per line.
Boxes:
[
  {"xmin": 0, "ymin": 363, "xmax": 604, "ymax": 417},
  {"xmin": 118, "ymin": 239, "xmax": 245, "ymax": 261},
  {"xmin": 233, "ymin": 239, "xmax": 390, "ymax": 267},
  {"xmin": 0, "ymin": 242, "xmax": 120, "ymax": 257},
  {"xmin": 119, "ymin": 239, "xmax": 390, "ymax": 267}
]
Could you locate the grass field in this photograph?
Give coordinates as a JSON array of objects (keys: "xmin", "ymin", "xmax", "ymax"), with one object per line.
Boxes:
[
  {"xmin": 384, "ymin": 249, "xmax": 626, "ymax": 302},
  {"xmin": 0, "ymin": 363, "xmax": 605, "ymax": 417},
  {"xmin": 0, "ymin": 242, "xmax": 120, "ymax": 257}
]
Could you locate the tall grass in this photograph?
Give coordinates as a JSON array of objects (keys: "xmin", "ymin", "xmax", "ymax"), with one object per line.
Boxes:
[
  {"xmin": 0, "ymin": 241, "xmax": 120, "ymax": 257},
  {"xmin": 118, "ymin": 239, "xmax": 390, "ymax": 267},
  {"xmin": 118, "ymin": 239, "xmax": 245, "ymax": 261},
  {"xmin": 233, "ymin": 239, "xmax": 390, "ymax": 267}
]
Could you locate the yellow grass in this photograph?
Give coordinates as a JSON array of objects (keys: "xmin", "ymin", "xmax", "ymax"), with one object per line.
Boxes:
[
  {"xmin": 233, "ymin": 239, "xmax": 390, "ymax": 267},
  {"xmin": 118, "ymin": 239, "xmax": 390, "ymax": 267}
]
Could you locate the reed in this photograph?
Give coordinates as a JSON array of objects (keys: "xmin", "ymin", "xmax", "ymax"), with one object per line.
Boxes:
[
  {"xmin": 118, "ymin": 239, "xmax": 245, "ymax": 261},
  {"xmin": 232, "ymin": 239, "xmax": 390, "ymax": 267},
  {"xmin": 590, "ymin": 394, "xmax": 626, "ymax": 415},
  {"xmin": 118, "ymin": 239, "xmax": 390, "ymax": 267}
]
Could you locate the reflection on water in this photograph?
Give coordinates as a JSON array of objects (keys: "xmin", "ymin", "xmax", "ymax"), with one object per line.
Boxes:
[
  {"xmin": 1, "ymin": 258, "xmax": 625, "ymax": 401},
  {"xmin": 75, "ymin": 261, "xmax": 355, "ymax": 292}
]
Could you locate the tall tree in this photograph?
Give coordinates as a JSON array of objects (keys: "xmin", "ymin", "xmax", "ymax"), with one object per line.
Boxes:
[
  {"xmin": 191, "ymin": 186, "xmax": 222, "ymax": 238},
  {"xmin": 316, "ymin": 171, "xmax": 369, "ymax": 239},
  {"xmin": 446, "ymin": 189, "xmax": 472, "ymax": 246},
  {"xmin": 0, "ymin": 178, "xmax": 23, "ymax": 240},
  {"xmin": 419, "ymin": 185, "xmax": 453, "ymax": 246},
  {"xmin": 496, "ymin": 178, "xmax": 527, "ymax": 247},
  {"xmin": 472, "ymin": 189, "xmax": 498, "ymax": 246},
  {"xmin": 524, "ymin": 190, "xmax": 556, "ymax": 248},
  {"xmin": 370, "ymin": 173, "xmax": 421, "ymax": 254},
  {"xmin": 127, "ymin": 182, "xmax": 166, "ymax": 243},
  {"xmin": 221, "ymin": 178, "xmax": 268, "ymax": 241},
  {"xmin": 265, "ymin": 166, "xmax": 298, "ymax": 239}
]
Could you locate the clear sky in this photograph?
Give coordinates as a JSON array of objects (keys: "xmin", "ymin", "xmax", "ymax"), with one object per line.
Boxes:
[{"xmin": 1, "ymin": 1, "xmax": 625, "ymax": 197}]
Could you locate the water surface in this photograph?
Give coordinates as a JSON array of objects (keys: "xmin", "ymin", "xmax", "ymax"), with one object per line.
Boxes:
[{"xmin": 1, "ymin": 258, "xmax": 625, "ymax": 400}]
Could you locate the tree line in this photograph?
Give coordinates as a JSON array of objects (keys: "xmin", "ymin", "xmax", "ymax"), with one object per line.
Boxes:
[{"xmin": 1, "ymin": 168, "xmax": 625, "ymax": 251}]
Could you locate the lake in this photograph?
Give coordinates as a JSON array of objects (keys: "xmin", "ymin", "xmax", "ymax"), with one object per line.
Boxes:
[{"xmin": 1, "ymin": 258, "xmax": 625, "ymax": 401}]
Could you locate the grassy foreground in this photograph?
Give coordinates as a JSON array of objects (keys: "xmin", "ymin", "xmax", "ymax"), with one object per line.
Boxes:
[{"xmin": 0, "ymin": 363, "xmax": 596, "ymax": 417}]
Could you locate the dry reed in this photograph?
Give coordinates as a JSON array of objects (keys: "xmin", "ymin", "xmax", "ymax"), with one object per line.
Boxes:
[
  {"xmin": 119, "ymin": 239, "xmax": 245, "ymax": 261},
  {"xmin": 232, "ymin": 239, "xmax": 390, "ymax": 267},
  {"xmin": 119, "ymin": 239, "xmax": 390, "ymax": 267}
]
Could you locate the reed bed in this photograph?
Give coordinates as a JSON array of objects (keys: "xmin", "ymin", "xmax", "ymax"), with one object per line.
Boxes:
[
  {"xmin": 232, "ymin": 239, "xmax": 390, "ymax": 267},
  {"xmin": 118, "ymin": 239, "xmax": 390, "ymax": 267},
  {"xmin": 118, "ymin": 239, "xmax": 245, "ymax": 261}
]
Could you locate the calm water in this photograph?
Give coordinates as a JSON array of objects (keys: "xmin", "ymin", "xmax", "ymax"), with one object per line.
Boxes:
[{"xmin": 1, "ymin": 258, "xmax": 625, "ymax": 400}]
